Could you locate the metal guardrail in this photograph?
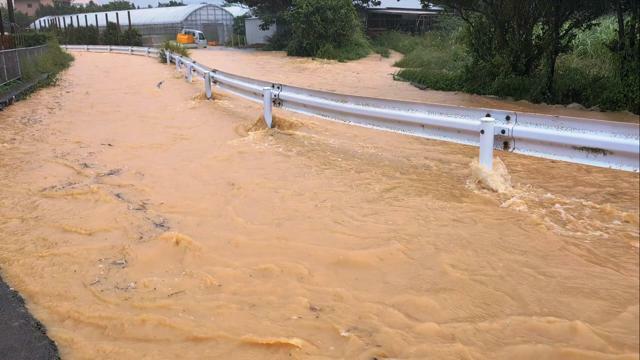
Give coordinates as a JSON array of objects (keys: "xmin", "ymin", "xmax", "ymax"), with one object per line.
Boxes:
[
  {"xmin": 62, "ymin": 45, "xmax": 640, "ymax": 172},
  {"xmin": 1, "ymin": 45, "xmax": 48, "ymax": 86}
]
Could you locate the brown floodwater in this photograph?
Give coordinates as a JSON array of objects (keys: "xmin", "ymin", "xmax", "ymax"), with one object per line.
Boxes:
[
  {"xmin": 0, "ymin": 51, "xmax": 638, "ymax": 360},
  {"xmin": 191, "ymin": 48, "xmax": 640, "ymax": 124}
]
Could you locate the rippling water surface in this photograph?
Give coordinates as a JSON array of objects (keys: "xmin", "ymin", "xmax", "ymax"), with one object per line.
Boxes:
[{"xmin": 0, "ymin": 52, "xmax": 638, "ymax": 359}]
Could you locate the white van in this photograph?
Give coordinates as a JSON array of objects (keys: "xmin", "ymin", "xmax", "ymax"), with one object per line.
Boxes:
[{"xmin": 178, "ymin": 29, "xmax": 208, "ymax": 48}]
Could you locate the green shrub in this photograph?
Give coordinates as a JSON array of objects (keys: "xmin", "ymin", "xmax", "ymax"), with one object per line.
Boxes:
[
  {"xmin": 286, "ymin": 0, "xmax": 370, "ymax": 61},
  {"xmin": 100, "ymin": 22, "xmax": 121, "ymax": 45},
  {"xmin": 264, "ymin": 26, "xmax": 291, "ymax": 51},
  {"xmin": 158, "ymin": 40, "xmax": 190, "ymax": 63},
  {"xmin": 18, "ymin": 32, "xmax": 48, "ymax": 47},
  {"xmin": 121, "ymin": 28, "xmax": 142, "ymax": 46},
  {"xmin": 60, "ymin": 26, "xmax": 100, "ymax": 45},
  {"xmin": 17, "ymin": 39, "xmax": 73, "ymax": 84},
  {"xmin": 376, "ymin": 14, "xmax": 638, "ymax": 114}
]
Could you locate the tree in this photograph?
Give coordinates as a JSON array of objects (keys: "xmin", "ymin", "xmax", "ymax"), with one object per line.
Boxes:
[
  {"xmin": 226, "ymin": 0, "xmax": 383, "ymax": 28},
  {"xmin": 158, "ymin": 1, "xmax": 185, "ymax": 7},
  {"xmin": 286, "ymin": 0, "xmax": 370, "ymax": 60},
  {"xmin": 538, "ymin": 0, "xmax": 607, "ymax": 97},
  {"xmin": 428, "ymin": 0, "xmax": 546, "ymax": 77},
  {"xmin": 1, "ymin": 7, "xmax": 33, "ymax": 29},
  {"xmin": 429, "ymin": 0, "xmax": 608, "ymax": 97},
  {"xmin": 609, "ymin": 0, "xmax": 639, "ymax": 113},
  {"xmin": 35, "ymin": 0, "xmax": 135, "ymax": 17}
]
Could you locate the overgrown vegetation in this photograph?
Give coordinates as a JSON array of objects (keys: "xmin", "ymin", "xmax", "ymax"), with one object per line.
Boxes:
[
  {"xmin": 158, "ymin": 40, "xmax": 190, "ymax": 63},
  {"xmin": 18, "ymin": 39, "xmax": 73, "ymax": 83},
  {"xmin": 286, "ymin": 0, "xmax": 370, "ymax": 61},
  {"xmin": 1, "ymin": 39, "xmax": 74, "ymax": 99},
  {"xmin": 372, "ymin": 2, "xmax": 639, "ymax": 114},
  {"xmin": 35, "ymin": 1, "xmax": 135, "ymax": 18},
  {"xmin": 53, "ymin": 22, "xmax": 142, "ymax": 46},
  {"xmin": 229, "ymin": 0, "xmax": 376, "ymax": 61},
  {"xmin": 19, "ymin": 32, "xmax": 48, "ymax": 47}
]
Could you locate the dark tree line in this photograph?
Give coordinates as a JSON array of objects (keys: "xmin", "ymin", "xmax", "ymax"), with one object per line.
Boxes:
[
  {"xmin": 226, "ymin": 0, "xmax": 381, "ymax": 28},
  {"xmin": 35, "ymin": 1, "xmax": 136, "ymax": 18},
  {"xmin": 427, "ymin": 0, "xmax": 639, "ymax": 101}
]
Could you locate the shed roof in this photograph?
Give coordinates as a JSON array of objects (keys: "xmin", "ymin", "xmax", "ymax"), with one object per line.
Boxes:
[
  {"xmin": 222, "ymin": 5, "xmax": 251, "ymax": 18},
  {"xmin": 30, "ymin": 3, "xmax": 233, "ymax": 29},
  {"xmin": 367, "ymin": 0, "xmax": 443, "ymax": 11}
]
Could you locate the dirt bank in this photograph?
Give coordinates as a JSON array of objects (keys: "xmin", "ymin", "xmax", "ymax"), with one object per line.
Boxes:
[
  {"xmin": 0, "ymin": 51, "xmax": 638, "ymax": 359},
  {"xmin": 191, "ymin": 48, "xmax": 639, "ymax": 124}
]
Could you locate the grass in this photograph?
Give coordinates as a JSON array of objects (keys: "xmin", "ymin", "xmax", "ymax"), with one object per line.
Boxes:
[
  {"xmin": 371, "ymin": 25, "xmax": 469, "ymax": 92},
  {"xmin": 314, "ymin": 33, "xmax": 371, "ymax": 62},
  {"xmin": 18, "ymin": 40, "xmax": 74, "ymax": 83},
  {"xmin": 1, "ymin": 40, "xmax": 74, "ymax": 101},
  {"xmin": 371, "ymin": 16, "xmax": 638, "ymax": 114},
  {"xmin": 158, "ymin": 41, "xmax": 190, "ymax": 63}
]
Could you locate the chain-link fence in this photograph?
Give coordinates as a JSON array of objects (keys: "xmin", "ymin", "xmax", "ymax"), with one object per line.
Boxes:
[{"xmin": 1, "ymin": 45, "xmax": 48, "ymax": 86}]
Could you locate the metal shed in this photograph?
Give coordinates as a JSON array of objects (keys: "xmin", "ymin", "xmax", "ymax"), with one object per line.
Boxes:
[
  {"xmin": 30, "ymin": 3, "xmax": 235, "ymax": 46},
  {"xmin": 364, "ymin": 0, "xmax": 443, "ymax": 34}
]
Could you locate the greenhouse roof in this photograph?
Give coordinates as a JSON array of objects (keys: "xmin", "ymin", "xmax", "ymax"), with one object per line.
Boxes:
[{"xmin": 31, "ymin": 3, "xmax": 233, "ymax": 29}]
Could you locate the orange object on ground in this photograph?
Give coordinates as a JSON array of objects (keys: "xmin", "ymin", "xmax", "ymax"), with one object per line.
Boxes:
[{"xmin": 176, "ymin": 33, "xmax": 194, "ymax": 44}]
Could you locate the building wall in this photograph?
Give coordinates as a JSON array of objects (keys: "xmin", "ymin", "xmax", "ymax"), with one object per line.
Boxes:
[
  {"xmin": 244, "ymin": 18, "xmax": 275, "ymax": 46},
  {"xmin": 14, "ymin": 0, "xmax": 65, "ymax": 17},
  {"xmin": 14, "ymin": 0, "xmax": 39, "ymax": 17}
]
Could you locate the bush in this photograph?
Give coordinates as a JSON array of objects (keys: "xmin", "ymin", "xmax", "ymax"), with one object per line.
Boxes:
[
  {"xmin": 375, "ymin": 14, "xmax": 638, "ymax": 114},
  {"xmin": 286, "ymin": 0, "xmax": 370, "ymax": 61},
  {"xmin": 100, "ymin": 22, "xmax": 121, "ymax": 45},
  {"xmin": 18, "ymin": 32, "xmax": 48, "ymax": 47},
  {"xmin": 264, "ymin": 26, "xmax": 291, "ymax": 51},
  {"xmin": 121, "ymin": 28, "xmax": 142, "ymax": 46},
  {"xmin": 59, "ymin": 26, "xmax": 99, "ymax": 45},
  {"xmin": 158, "ymin": 40, "xmax": 190, "ymax": 63},
  {"xmin": 18, "ymin": 39, "xmax": 73, "ymax": 84}
]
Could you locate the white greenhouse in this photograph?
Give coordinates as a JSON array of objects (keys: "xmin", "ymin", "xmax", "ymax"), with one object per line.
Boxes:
[{"xmin": 30, "ymin": 3, "xmax": 239, "ymax": 45}]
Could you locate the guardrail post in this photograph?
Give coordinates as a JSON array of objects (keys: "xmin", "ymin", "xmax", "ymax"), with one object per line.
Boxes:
[
  {"xmin": 262, "ymin": 87, "xmax": 273, "ymax": 128},
  {"xmin": 128, "ymin": 46, "xmax": 132, "ymax": 54},
  {"xmin": 166, "ymin": 51, "xmax": 171, "ymax": 65},
  {"xmin": 479, "ymin": 117, "xmax": 495, "ymax": 170},
  {"xmin": 186, "ymin": 63, "xmax": 192, "ymax": 82},
  {"xmin": 205, "ymin": 72, "xmax": 212, "ymax": 99},
  {"xmin": 108, "ymin": 45, "xmax": 112, "ymax": 52},
  {"xmin": 85, "ymin": 45, "xmax": 88, "ymax": 51},
  {"xmin": 145, "ymin": 47, "xmax": 149, "ymax": 56},
  {"xmin": 175, "ymin": 57, "xmax": 180, "ymax": 71}
]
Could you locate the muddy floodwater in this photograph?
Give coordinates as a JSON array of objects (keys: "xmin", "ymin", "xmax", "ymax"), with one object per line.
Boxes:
[
  {"xmin": 0, "ymin": 52, "xmax": 638, "ymax": 359},
  {"xmin": 191, "ymin": 48, "xmax": 639, "ymax": 124}
]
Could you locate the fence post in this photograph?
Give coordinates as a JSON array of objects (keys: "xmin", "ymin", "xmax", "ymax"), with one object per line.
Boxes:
[
  {"xmin": 205, "ymin": 71, "xmax": 212, "ymax": 99},
  {"xmin": 479, "ymin": 117, "xmax": 495, "ymax": 170},
  {"xmin": 186, "ymin": 63, "xmax": 192, "ymax": 82},
  {"xmin": 262, "ymin": 87, "xmax": 273, "ymax": 128}
]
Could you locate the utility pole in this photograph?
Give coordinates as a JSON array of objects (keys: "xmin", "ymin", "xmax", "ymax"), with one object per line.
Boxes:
[
  {"xmin": 0, "ymin": 8, "xmax": 5, "ymax": 50},
  {"xmin": 6, "ymin": 0, "xmax": 16, "ymax": 34}
]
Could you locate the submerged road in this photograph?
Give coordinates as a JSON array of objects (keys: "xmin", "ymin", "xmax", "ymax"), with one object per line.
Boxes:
[{"xmin": 0, "ymin": 51, "xmax": 638, "ymax": 359}]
